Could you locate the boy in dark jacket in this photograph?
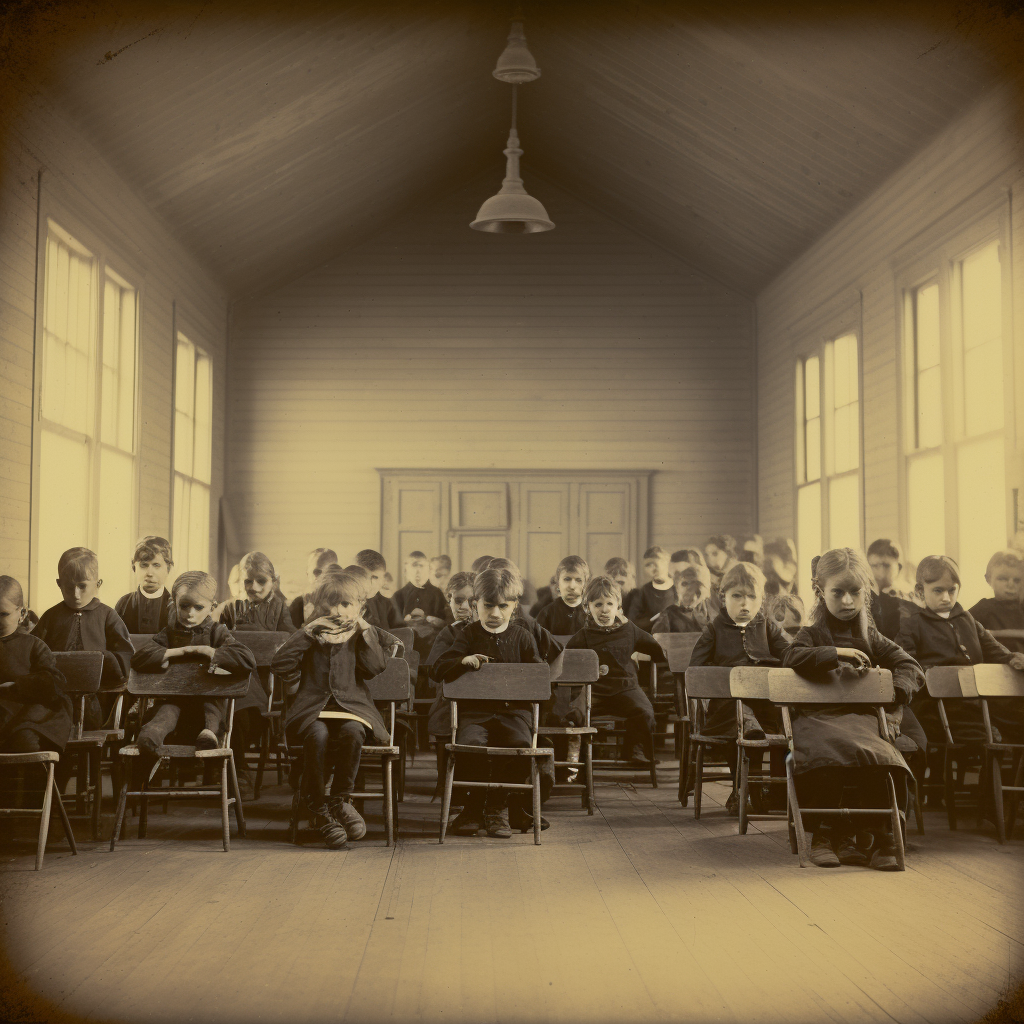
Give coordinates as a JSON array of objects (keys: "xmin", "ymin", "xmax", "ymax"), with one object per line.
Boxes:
[
  {"xmin": 114, "ymin": 536, "xmax": 175, "ymax": 634},
  {"xmin": 535, "ymin": 555, "xmax": 590, "ymax": 636},
  {"xmin": 272, "ymin": 567, "xmax": 391, "ymax": 850},
  {"xmin": 969, "ymin": 549, "xmax": 1024, "ymax": 655},
  {"xmin": 565, "ymin": 575, "xmax": 668, "ymax": 768}
]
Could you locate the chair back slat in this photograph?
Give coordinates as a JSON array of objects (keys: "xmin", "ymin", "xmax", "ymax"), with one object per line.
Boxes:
[
  {"xmin": 683, "ymin": 666, "xmax": 733, "ymax": 699},
  {"xmin": 654, "ymin": 633, "xmax": 702, "ymax": 674},
  {"xmin": 925, "ymin": 666, "xmax": 967, "ymax": 699},
  {"xmin": 989, "ymin": 629, "xmax": 1024, "ymax": 643},
  {"xmin": 229, "ymin": 630, "xmax": 292, "ymax": 667},
  {"xmin": 368, "ymin": 658, "xmax": 413, "ymax": 701},
  {"xmin": 767, "ymin": 667, "xmax": 893, "ymax": 704},
  {"xmin": 51, "ymin": 651, "xmax": 104, "ymax": 694},
  {"xmin": 957, "ymin": 667, "xmax": 980, "ymax": 698},
  {"xmin": 442, "ymin": 663, "xmax": 551, "ymax": 701},
  {"xmin": 129, "ymin": 633, "xmax": 154, "ymax": 652},
  {"xmin": 550, "ymin": 649, "xmax": 599, "ymax": 684},
  {"xmin": 553, "ymin": 635, "xmax": 573, "ymax": 646},
  {"xmin": 127, "ymin": 661, "xmax": 253, "ymax": 697},
  {"xmin": 973, "ymin": 664, "xmax": 1024, "ymax": 698},
  {"xmin": 392, "ymin": 627, "xmax": 415, "ymax": 652},
  {"xmin": 729, "ymin": 666, "xmax": 773, "ymax": 700}
]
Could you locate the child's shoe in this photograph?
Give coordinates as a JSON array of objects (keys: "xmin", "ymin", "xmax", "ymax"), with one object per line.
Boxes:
[
  {"xmin": 834, "ymin": 830, "xmax": 869, "ymax": 867},
  {"xmin": 310, "ymin": 804, "xmax": 348, "ymax": 850},
  {"xmin": 868, "ymin": 833, "xmax": 900, "ymax": 871},
  {"xmin": 809, "ymin": 830, "xmax": 840, "ymax": 867},
  {"xmin": 485, "ymin": 808, "xmax": 512, "ymax": 838},
  {"xmin": 137, "ymin": 730, "xmax": 161, "ymax": 757},
  {"xmin": 508, "ymin": 805, "xmax": 550, "ymax": 833},
  {"xmin": 741, "ymin": 708, "xmax": 765, "ymax": 740},
  {"xmin": 196, "ymin": 728, "xmax": 219, "ymax": 750},
  {"xmin": 726, "ymin": 790, "xmax": 740, "ymax": 816},
  {"xmin": 331, "ymin": 799, "xmax": 367, "ymax": 841},
  {"xmin": 627, "ymin": 745, "xmax": 659, "ymax": 768},
  {"xmin": 448, "ymin": 806, "xmax": 484, "ymax": 835}
]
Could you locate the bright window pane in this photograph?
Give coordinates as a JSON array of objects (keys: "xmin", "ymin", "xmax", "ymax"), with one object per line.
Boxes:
[
  {"xmin": 96, "ymin": 447, "xmax": 135, "ymax": 598},
  {"xmin": 173, "ymin": 474, "xmax": 190, "ymax": 574},
  {"xmin": 797, "ymin": 483, "xmax": 821, "ymax": 599},
  {"xmin": 174, "ymin": 337, "xmax": 195, "ymax": 475},
  {"xmin": 907, "ymin": 451, "xmax": 945, "ymax": 565},
  {"xmin": 100, "ymin": 275, "xmax": 137, "ymax": 453},
  {"xmin": 915, "ymin": 283, "xmax": 940, "ymax": 369},
  {"xmin": 804, "ymin": 357, "xmax": 820, "ymax": 419},
  {"xmin": 961, "ymin": 243, "xmax": 1003, "ymax": 437},
  {"xmin": 831, "ymin": 334, "xmax": 859, "ymax": 473},
  {"xmin": 189, "ymin": 484, "xmax": 210, "ymax": 572},
  {"xmin": 829, "ymin": 473, "xmax": 861, "ymax": 551},
  {"xmin": 193, "ymin": 354, "xmax": 213, "ymax": 485},
  {"xmin": 963, "ymin": 344, "xmax": 1003, "ymax": 436},
  {"xmin": 805, "ymin": 417, "xmax": 821, "ymax": 482},
  {"xmin": 37, "ymin": 429, "xmax": 90, "ymax": 610},
  {"xmin": 957, "ymin": 437, "xmax": 1005, "ymax": 607},
  {"xmin": 917, "ymin": 365, "xmax": 942, "ymax": 449}
]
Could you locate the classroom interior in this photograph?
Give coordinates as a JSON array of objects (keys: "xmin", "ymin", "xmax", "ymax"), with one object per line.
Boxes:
[{"xmin": 2, "ymin": 2, "xmax": 1024, "ymax": 1023}]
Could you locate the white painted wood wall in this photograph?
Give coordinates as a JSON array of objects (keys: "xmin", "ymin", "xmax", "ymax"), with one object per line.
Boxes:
[
  {"xmin": 226, "ymin": 177, "xmax": 756, "ymax": 599},
  {"xmin": 756, "ymin": 87, "xmax": 1024, "ymax": 550},
  {"xmin": 0, "ymin": 98, "xmax": 228, "ymax": 604}
]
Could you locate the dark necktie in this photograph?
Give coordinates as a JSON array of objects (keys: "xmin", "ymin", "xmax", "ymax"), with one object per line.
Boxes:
[{"xmin": 65, "ymin": 612, "xmax": 84, "ymax": 651}]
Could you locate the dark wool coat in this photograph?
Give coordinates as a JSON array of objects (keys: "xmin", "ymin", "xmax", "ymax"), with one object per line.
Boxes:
[
  {"xmin": 651, "ymin": 603, "xmax": 711, "ymax": 635},
  {"xmin": 782, "ymin": 614, "xmax": 923, "ymax": 776},
  {"xmin": 0, "ymin": 631, "xmax": 72, "ymax": 750},
  {"xmin": 273, "ymin": 626, "xmax": 390, "ymax": 745},
  {"xmin": 114, "ymin": 589, "xmax": 174, "ymax": 635},
  {"xmin": 365, "ymin": 593, "xmax": 404, "ymax": 631},
  {"xmin": 535, "ymin": 598, "xmax": 589, "ymax": 638},
  {"xmin": 34, "ymin": 599, "xmax": 132, "ymax": 688},
  {"xmin": 565, "ymin": 620, "xmax": 667, "ymax": 699},
  {"xmin": 219, "ymin": 594, "xmax": 296, "ymax": 633},
  {"xmin": 968, "ymin": 598, "xmax": 1024, "ymax": 654},
  {"xmin": 870, "ymin": 590, "xmax": 905, "ymax": 642},
  {"xmin": 391, "ymin": 581, "xmax": 448, "ymax": 620},
  {"xmin": 627, "ymin": 582, "xmax": 677, "ymax": 631}
]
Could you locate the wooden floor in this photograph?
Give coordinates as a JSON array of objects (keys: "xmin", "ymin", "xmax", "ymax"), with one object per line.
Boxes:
[{"xmin": 2, "ymin": 759, "xmax": 1022, "ymax": 1024}]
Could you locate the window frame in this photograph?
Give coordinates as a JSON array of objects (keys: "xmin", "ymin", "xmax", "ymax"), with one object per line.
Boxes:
[
  {"xmin": 30, "ymin": 208, "xmax": 144, "ymax": 608},
  {"xmin": 895, "ymin": 204, "xmax": 1014, "ymax": 571},
  {"xmin": 793, "ymin": 311, "xmax": 865, "ymax": 580}
]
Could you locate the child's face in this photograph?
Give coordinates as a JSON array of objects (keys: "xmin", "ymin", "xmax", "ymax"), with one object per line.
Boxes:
[
  {"xmin": 406, "ymin": 559, "xmax": 429, "ymax": 588},
  {"xmin": 644, "ymin": 557, "xmax": 669, "ymax": 585},
  {"xmin": 557, "ymin": 569, "xmax": 586, "ymax": 606},
  {"xmin": 449, "ymin": 585, "xmax": 475, "ymax": 621},
  {"xmin": 867, "ymin": 554, "xmax": 900, "ymax": 592},
  {"xmin": 380, "ymin": 573, "xmax": 394, "ymax": 598},
  {"xmin": 724, "ymin": 585, "xmax": 761, "ymax": 625},
  {"xmin": 477, "ymin": 596, "xmax": 515, "ymax": 632},
  {"xmin": 0, "ymin": 595, "xmax": 26, "ymax": 638},
  {"xmin": 306, "ymin": 556, "xmax": 329, "ymax": 592},
  {"xmin": 918, "ymin": 572, "xmax": 959, "ymax": 614},
  {"xmin": 430, "ymin": 563, "xmax": 450, "ymax": 589},
  {"xmin": 362, "ymin": 567, "xmax": 384, "ymax": 598},
  {"xmin": 176, "ymin": 589, "xmax": 213, "ymax": 627},
  {"xmin": 243, "ymin": 567, "xmax": 275, "ymax": 603},
  {"xmin": 821, "ymin": 571, "xmax": 866, "ymax": 621},
  {"xmin": 57, "ymin": 571, "xmax": 101, "ymax": 610},
  {"xmin": 704, "ymin": 545, "xmax": 728, "ymax": 573},
  {"xmin": 674, "ymin": 572, "xmax": 707, "ymax": 609},
  {"xmin": 611, "ymin": 571, "xmax": 633, "ymax": 594},
  {"xmin": 588, "ymin": 593, "xmax": 621, "ymax": 628},
  {"xmin": 327, "ymin": 596, "xmax": 364, "ymax": 623},
  {"xmin": 134, "ymin": 554, "xmax": 170, "ymax": 595},
  {"xmin": 987, "ymin": 564, "xmax": 1023, "ymax": 602}
]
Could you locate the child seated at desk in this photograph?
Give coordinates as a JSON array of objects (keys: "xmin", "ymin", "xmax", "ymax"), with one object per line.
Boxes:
[
  {"xmin": 651, "ymin": 563, "xmax": 713, "ymax": 634},
  {"xmin": 289, "ymin": 548, "xmax": 338, "ymax": 627},
  {"xmin": 34, "ymin": 547, "xmax": 133, "ymax": 731},
  {"xmin": 114, "ymin": 536, "xmax": 175, "ymax": 634},
  {"xmin": 392, "ymin": 551, "xmax": 448, "ymax": 624},
  {"xmin": 969, "ymin": 549, "xmax": 1024, "ymax": 655},
  {"xmin": 604, "ymin": 557, "xmax": 638, "ymax": 620},
  {"xmin": 535, "ymin": 555, "xmax": 589, "ymax": 636},
  {"xmin": 355, "ymin": 549, "xmax": 404, "ymax": 631},
  {"xmin": 0, "ymin": 575, "xmax": 71, "ymax": 759},
  {"xmin": 565, "ymin": 575, "xmax": 667, "ymax": 769},
  {"xmin": 628, "ymin": 546, "xmax": 677, "ymax": 630},
  {"xmin": 271, "ymin": 568, "xmax": 392, "ymax": 850},
  {"xmin": 132, "ymin": 571, "xmax": 257, "ymax": 759},
  {"xmin": 430, "ymin": 555, "xmax": 451, "ymax": 595},
  {"xmin": 219, "ymin": 552, "xmax": 294, "ymax": 632}
]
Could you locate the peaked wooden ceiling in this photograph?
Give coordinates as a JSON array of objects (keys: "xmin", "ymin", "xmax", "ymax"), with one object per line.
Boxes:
[{"xmin": 3, "ymin": 0, "xmax": 1020, "ymax": 296}]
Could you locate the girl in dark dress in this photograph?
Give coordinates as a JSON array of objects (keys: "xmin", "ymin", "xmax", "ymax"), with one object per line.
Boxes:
[{"xmin": 783, "ymin": 548, "xmax": 925, "ymax": 871}]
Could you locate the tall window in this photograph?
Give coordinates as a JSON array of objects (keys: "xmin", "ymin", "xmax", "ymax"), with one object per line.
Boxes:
[
  {"xmin": 796, "ymin": 333, "xmax": 861, "ymax": 595},
  {"xmin": 172, "ymin": 333, "xmax": 213, "ymax": 573},
  {"xmin": 903, "ymin": 239, "xmax": 1007, "ymax": 606},
  {"xmin": 35, "ymin": 222, "xmax": 138, "ymax": 607}
]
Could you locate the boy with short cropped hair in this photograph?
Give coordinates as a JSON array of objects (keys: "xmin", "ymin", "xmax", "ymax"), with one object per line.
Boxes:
[
  {"xmin": 535, "ymin": 556, "xmax": 590, "ymax": 636},
  {"xmin": 430, "ymin": 554, "xmax": 452, "ymax": 595},
  {"xmin": 628, "ymin": 546, "xmax": 676, "ymax": 631},
  {"xmin": 115, "ymin": 536, "xmax": 175, "ymax": 634},
  {"xmin": 651, "ymin": 562, "xmax": 713, "ymax": 634},
  {"xmin": 604, "ymin": 557, "xmax": 638, "ymax": 619},
  {"xmin": 969, "ymin": 549, "xmax": 1024, "ymax": 654},
  {"xmin": 289, "ymin": 548, "xmax": 338, "ymax": 628},
  {"xmin": 704, "ymin": 535, "xmax": 737, "ymax": 593},
  {"xmin": 34, "ymin": 547, "xmax": 133, "ymax": 729},
  {"xmin": 866, "ymin": 538, "xmax": 915, "ymax": 603},
  {"xmin": 354, "ymin": 549, "xmax": 404, "ymax": 630},
  {"xmin": 392, "ymin": 550, "xmax": 448, "ymax": 624}
]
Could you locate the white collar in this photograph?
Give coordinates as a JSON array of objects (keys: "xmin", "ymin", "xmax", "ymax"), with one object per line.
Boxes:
[
  {"xmin": 482, "ymin": 619, "xmax": 511, "ymax": 634},
  {"xmin": 140, "ymin": 588, "xmax": 164, "ymax": 602}
]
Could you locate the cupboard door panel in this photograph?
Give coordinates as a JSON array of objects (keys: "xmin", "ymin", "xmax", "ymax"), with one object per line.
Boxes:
[{"xmin": 578, "ymin": 482, "xmax": 633, "ymax": 573}]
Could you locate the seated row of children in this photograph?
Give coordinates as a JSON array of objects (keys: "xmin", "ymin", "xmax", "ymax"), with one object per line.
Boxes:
[{"xmin": 4, "ymin": 528, "xmax": 1024, "ymax": 863}]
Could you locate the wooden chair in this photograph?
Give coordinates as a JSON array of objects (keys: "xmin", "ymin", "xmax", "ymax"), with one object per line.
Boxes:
[
  {"xmin": 923, "ymin": 666, "xmax": 982, "ymax": 831},
  {"xmin": 974, "ymin": 664, "xmax": 1024, "ymax": 843},
  {"xmin": 653, "ymin": 632, "xmax": 700, "ymax": 804},
  {"xmin": 0, "ymin": 748, "xmax": 78, "ymax": 870},
  {"xmin": 768, "ymin": 667, "xmax": 906, "ymax": 870},
  {"xmin": 288, "ymin": 656, "xmax": 410, "ymax": 846},
  {"xmin": 54, "ymin": 650, "xmax": 124, "ymax": 839},
  {"xmin": 682, "ymin": 666, "xmax": 737, "ymax": 817},
  {"xmin": 228, "ymin": 630, "xmax": 292, "ymax": 798},
  {"xmin": 109, "ymin": 660, "xmax": 253, "ymax": 852},
  {"xmin": 538, "ymin": 648, "xmax": 599, "ymax": 813},
  {"xmin": 438, "ymin": 663, "xmax": 555, "ymax": 845}
]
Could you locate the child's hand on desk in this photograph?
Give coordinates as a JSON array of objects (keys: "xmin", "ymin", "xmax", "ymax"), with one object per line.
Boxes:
[
  {"xmin": 835, "ymin": 647, "xmax": 871, "ymax": 674},
  {"xmin": 631, "ymin": 652, "xmax": 651, "ymax": 664},
  {"xmin": 599, "ymin": 665, "xmax": 610, "ymax": 676},
  {"xmin": 208, "ymin": 665, "xmax": 232, "ymax": 676},
  {"xmin": 1008, "ymin": 653, "xmax": 1024, "ymax": 672},
  {"xmin": 192, "ymin": 645, "xmax": 218, "ymax": 661},
  {"xmin": 462, "ymin": 655, "xmax": 491, "ymax": 670},
  {"xmin": 425, "ymin": 615, "xmax": 445, "ymax": 627}
]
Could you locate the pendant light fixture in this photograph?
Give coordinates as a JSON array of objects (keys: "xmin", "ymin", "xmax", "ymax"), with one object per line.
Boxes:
[{"xmin": 470, "ymin": 15, "xmax": 553, "ymax": 234}]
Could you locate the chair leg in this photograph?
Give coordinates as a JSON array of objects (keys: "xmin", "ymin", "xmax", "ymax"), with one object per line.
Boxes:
[
  {"xmin": 289, "ymin": 779, "xmax": 302, "ymax": 845},
  {"xmin": 532, "ymin": 759, "xmax": 542, "ymax": 846},
  {"xmin": 220, "ymin": 758, "xmax": 231, "ymax": 853},
  {"xmin": 228, "ymin": 755, "xmax": 246, "ymax": 839},
  {"xmin": 90, "ymin": 749, "xmax": 102, "ymax": 841},
  {"xmin": 886, "ymin": 772, "xmax": 906, "ymax": 871},
  {"xmin": 943, "ymin": 749, "xmax": 957, "ymax": 830},
  {"xmin": 1007, "ymin": 750, "xmax": 1024, "ymax": 840},
  {"xmin": 52, "ymin": 783, "xmax": 78, "ymax": 856},
  {"xmin": 254, "ymin": 722, "xmax": 268, "ymax": 800},
  {"xmin": 383, "ymin": 758, "xmax": 394, "ymax": 847},
  {"xmin": 438, "ymin": 750, "xmax": 456, "ymax": 844},
  {"xmin": 584, "ymin": 735, "xmax": 595, "ymax": 815},
  {"xmin": 738, "ymin": 746, "xmax": 749, "ymax": 835},
  {"xmin": 110, "ymin": 766, "xmax": 130, "ymax": 850},
  {"xmin": 678, "ymin": 722, "xmax": 690, "ymax": 807},
  {"xmin": 990, "ymin": 749, "xmax": 1006, "ymax": 844},
  {"xmin": 35, "ymin": 762, "xmax": 56, "ymax": 871},
  {"xmin": 912, "ymin": 755, "xmax": 925, "ymax": 836},
  {"xmin": 785, "ymin": 753, "xmax": 810, "ymax": 867},
  {"xmin": 694, "ymin": 744, "xmax": 704, "ymax": 819}
]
